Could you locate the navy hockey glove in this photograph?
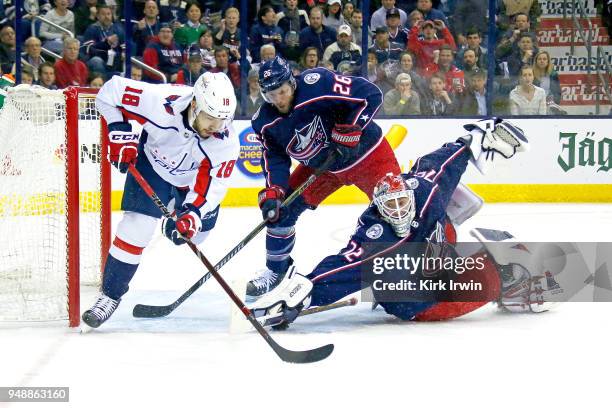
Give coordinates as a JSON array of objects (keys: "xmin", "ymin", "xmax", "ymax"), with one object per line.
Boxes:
[
  {"xmin": 258, "ymin": 185, "xmax": 285, "ymax": 223},
  {"xmin": 108, "ymin": 122, "xmax": 139, "ymax": 173},
  {"xmin": 162, "ymin": 205, "xmax": 202, "ymax": 245},
  {"xmin": 331, "ymin": 124, "xmax": 361, "ymax": 167}
]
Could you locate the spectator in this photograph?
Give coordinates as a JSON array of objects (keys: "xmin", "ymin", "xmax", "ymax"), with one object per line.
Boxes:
[
  {"xmin": 176, "ymin": 45, "xmax": 205, "ymax": 86},
  {"xmin": 453, "ymin": 0, "xmax": 488, "ymax": 47},
  {"xmin": 300, "ymin": 46, "xmax": 320, "ymax": 70},
  {"xmin": 197, "ymin": 29, "xmax": 216, "ymax": 70},
  {"xmin": 507, "ymin": 33, "xmax": 537, "ymax": 77},
  {"xmin": 423, "ymin": 72, "xmax": 458, "ymax": 115},
  {"xmin": 407, "ymin": 9, "xmax": 424, "ymax": 29},
  {"xmin": 460, "ymin": 70, "xmax": 488, "ymax": 115},
  {"xmin": 324, "ymin": 0, "xmax": 343, "ymax": 31},
  {"xmin": 342, "ymin": 2, "xmax": 354, "ymax": 23},
  {"xmin": 39, "ymin": 0, "xmax": 75, "ymax": 55},
  {"xmin": 20, "ymin": 66, "xmax": 34, "ymax": 85},
  {"xmin": 131, "ymin": 65, "xmax": 143, "ymax": 81},
  {"xmin": 533, "ymin": 50, "xmax": 561, "ymax": 105},
  {"xmin": 371, "ymin": 0, "xmax": 408, "ymax": 31},
  {"xmin": 0, "ymin": 26, "xmax": 16, "ymax": 74},
  {"xmin": 461, "ymin": 49, "xmax": 483, "ymax": 81},
  {"xmin": 495, "ymin": 13, "xmax": 537, "ymax": 62},
  {"xmin": 133, "ymin": 0, "xmax": 161, "ymax": 56},
  {"xmin": 348, "ymin": 9, "xmax": 368, "ymax": 47},
  {"xmin": 83, "ymin": 5, "xmax": 125, "ymax": 78},
  {"xmin": 260, "ymin": 44, "xmax": 277, "ymax": 62},
  {"xmin": 322, "ymin": 24, "xmax": 361, "ymax": 71},
  {"xmin": 88, "ymin": 72, "xmax": 105, "ymax": 88},
  {"xmin": 249, "ymin": 5, "xmax": 284, "ymax": 63},
  {"xmin": 22, "ymin": 37, "xmax": 45, "ymax": 81},
  {"xmin": 509, "ymin": 65, "xmax": 547, "ymax": 115},
  {"xmin": 276, "ymin": 0, "xmax": 307, "ymax": 62},
  {"xmin": 415, "ymin": 0, "xmax": 449, "ymax": 26},
  {"xmin": 299, "ymin": 6, "xmax": 337, "ymax": 58},
  {"xmin": 408, "ymin": 19, "xmax": 456, "ymax": 72},
  {"xmin": 142, "ymin": 23, "xmax": 183, "ymax": 83},
  {"xmin": 210, "ymin": 47, "xmax": 240, "ymax": 91},
  {"xmin": 368, "ymin": 26, "xmax": 403, "ymax": 64},
  {"xmin": 246, "ymin": 68, "xmax": 263, "ymax": 116},
  {"xmin": 37, "ymin": 62, "xmax": 57, "ymax": 89},
  {"xmin": 385, "ymin": 7, "xmax": 408, "ymax": 47},
  {"xmin": 54, "ymin": 38, "xmax": 89, "ymax": 88},
  {"xmin": 366, "ymin": 50, "xmax": 379, "ymax": 83},
  {"xmin": 159, "ymin": 0, "xmax": 187, "ymax": 25},
  {"xmin": 383, "ymin": 73, "xmax": 421, "ymax": 115},
  {"xmin": 75, "ymin": 0, "xmax": 101, "ymax": 36},
  {"xmin": 456, "ymin": 29, "xmax": 487, "ymax": 70},
  {"xmin": 499, "ymin": 0, "xmax": 541, "ymax": 28},
  {"xmin": 423, "ymin": 45, "xmax": 465, "ymax": 94},
  {"xmin": 174, "ymin": 2, "xmax": 208, "ymax": 48},
  {"xmin": 215, "ymin": 7, "xmax": 241, "ymax": 62},
  {"xmin": 398, "ymin": 51, "xmax": 428, "ymax": 110}
]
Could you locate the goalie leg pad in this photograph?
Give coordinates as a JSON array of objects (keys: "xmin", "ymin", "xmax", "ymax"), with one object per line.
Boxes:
[{"xmin": 447, "ymin": 183, "xmax": 484, "ymax": 225}]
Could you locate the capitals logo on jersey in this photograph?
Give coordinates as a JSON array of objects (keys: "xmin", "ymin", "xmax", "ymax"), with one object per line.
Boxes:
[{"xmin": 286, "ymin": 115, "xmax": 329, "ymax": 163}]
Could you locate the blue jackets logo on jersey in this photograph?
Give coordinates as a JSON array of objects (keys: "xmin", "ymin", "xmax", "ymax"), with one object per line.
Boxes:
[{"xmin": 287, "ymin": 115, "xmax": 329, "ymax": 162}]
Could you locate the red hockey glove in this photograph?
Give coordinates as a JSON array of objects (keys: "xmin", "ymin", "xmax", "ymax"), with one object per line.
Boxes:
[
  {"xmin": 108, "ymin": 122, "xmax": 139, "ymax": 173},
  {"xmin": 162, "ymin": 206, "xmax": 202, "ymax": 245},
  {"xmin": 258, "ymin": 185, "xmax": 285, "ymax": 223},
  {"xmin": 330, "ymin": 124, "xmax": 362, "ymax": 167}
]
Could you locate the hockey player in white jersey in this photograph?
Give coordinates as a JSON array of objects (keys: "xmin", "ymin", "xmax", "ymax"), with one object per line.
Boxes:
[{"xmin": 82, "ymin": 72, "xmax": 239, "ymax": 328}]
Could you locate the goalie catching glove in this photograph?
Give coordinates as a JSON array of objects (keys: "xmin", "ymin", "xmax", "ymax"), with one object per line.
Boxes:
[
  {"xmin": 108, "ymin": 122, "xmax": 139, "ymax": 173},
  {"xmin": 330, "ymin": 124, "xmax": 362, "ymax": 167},
  {"xmin": 162, "ymin": 204, "xmax": 202, "ymax": 245}
]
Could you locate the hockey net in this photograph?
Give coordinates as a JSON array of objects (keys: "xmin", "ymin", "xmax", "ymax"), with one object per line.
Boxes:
[{"xmin": 0, "ymin": 85, "xmax": 111, "ymax": 327}]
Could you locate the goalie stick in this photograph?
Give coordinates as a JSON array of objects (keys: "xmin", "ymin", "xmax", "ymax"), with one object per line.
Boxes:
[
  {"xmin": 260, "ymin": 298, "xmax": 358, "ymax": 328},
  {"xmin": 132, "ymin": 152, "xmax": 338, "ymax": 319},
  {"xmin": 127, "ymin": 164, "xmax": 334, "ymax": 364}
]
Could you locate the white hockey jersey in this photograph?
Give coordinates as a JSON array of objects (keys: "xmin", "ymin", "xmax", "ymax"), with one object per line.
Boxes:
[{"xmin": 96, "ymin": 75, "xmax": 240, "ymax": 215}]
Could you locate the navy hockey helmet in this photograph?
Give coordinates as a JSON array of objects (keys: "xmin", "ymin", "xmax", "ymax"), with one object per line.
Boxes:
[{"xmin": 258, "ymin": 56, "xmax": 296, "ymax": 102}]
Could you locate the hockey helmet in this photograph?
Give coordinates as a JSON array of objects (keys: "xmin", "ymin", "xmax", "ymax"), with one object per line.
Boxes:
[
  {"xmin": 258, "ymin": 56, "xmax": 296, "ymax": 103},
  {"xmin": 373, "ymin": 173, "xmax": 416, "ymax": 237},
  {"xmin": 191, "ymin": 72, "xmax": 236, "ymax": 133}
]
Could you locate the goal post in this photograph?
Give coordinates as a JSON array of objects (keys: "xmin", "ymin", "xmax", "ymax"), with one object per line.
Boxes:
[{"xmin": 0, "ymin": 85, "xmax": 111, "ymax": 327}]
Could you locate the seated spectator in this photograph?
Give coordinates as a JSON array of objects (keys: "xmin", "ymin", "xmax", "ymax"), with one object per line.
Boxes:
[
  {"xmin": 142, "ymin": 23, "xmax": 183, "ymax": 83},
  {"xmin": 453, "ymin": 0, "xmax": 488, "ymax": 47},
  {"xmin": 174, "ymin": 2, "xmax": 208, "ymax": 48},
  {"xmin": 533, "ymin": 50, "xmax": 561, "ymax": 105},
  {"xmin": 423, "ymin": 72, "xmax": 458, "ymax": 115},
  {"xmin": 197, "ymin": 29, "xmax": 216, "ymax": 70},
  {"xmin": 54, "ymin": 38, "xmax": 89, "ymax": 88},
  {"xmin": 250, "ymin": 5, "xmax": 284, "ymax": 63},
  {"xmin": 408, "ymin": 19, "xmax": 456, "ymax": 72},
  {"xmin": 509, "ymin": 65, "xmax": 547, "ymax": 115},
  {"xmin": 246, "ymin": 68, "xmax": 263, "ymax": 116},
  {"xmin": 300, "ymin": 46, "xmax": 320, "ymax": 70},
  {"xmin": 460, "ymin": 70, "xmax": 488, "ymax": 115},
  {"xmin": 176, "ymin": 45, "xmax": 205, "ymax": 86},
  {"xmin": 0, "ymin": 26, "xmax": 16, "ymax": 74},
  {"xmin": 407, "ymin": 9, "xmax": 424, "ymax": 29},
  {"xmin": 366, "ymin": 50, "xmax": 380, "ymax": 83},
  {"xmin": 39, "ymin": 0, "xmax": 75, "ymax": 55},
  {"xmin": 415, "ymin": 0, "xmax": 449, "ymax": 26},
  {"xmin": 495, "ymin": 13, "xmax": 537, "ymax": 62},
  {"xmin": 370, "ymin": 0, "xmax": 407, "ymax": 31},
  {"xmin": 159, "ymin": 0, "xmax": 187, "ymax": 25},
  {"xmin": 348, "ymin": 9, "xmax": 368, "ymax": 47},
  {"xmin": 88, "ymin": 72, "xmax": 105, "ymax": 88},
  {"xmin": 133, "ymin": 0, "xmax": 161, "ymax": 56},
  {"xmin": 215, "ymin": 7, "xmax": 241, "ymax": 62},
  {"xmin": 75, "ymin": 0, "xmax": 101, "ymax": 36},
  {"xmin": 383, "ymin": 73, "xmax": 421, "ymax": 115},
  {"xmin": 385, "ymin": 7, "xmax": 408, "ymax": 47},
  {"xmin": 276, "ymin": 0, "xmax": 309, "ymax": 61},
  {"xmin": 260, "ymin": 44, "xmax": 277, "ymax": 62},
  {"xmin": 499, "ymin": 0, "xmax": 541, "ymax": 29},
  {"xmin": 131, "ymin": 65, "xmax": 143, "ymax": 81},
  {"xmin": 507, "ymin": 33, "xmax": 537, "ymax": 77},
  {"xmin": 456, "ymin": 29, "xmax": 487, "ymax": 70},
  {"xmin": 22, "ymin": 37, "xmax": 45, "ymax": 81},
  {"xmin": 210, "ymin": 46, "xmax": 240, "ymax": 91},
  {"xmin": 299, "ymin": 6, "xmax": 337, "ymax": 58},
  {"xmin": 461, "ymin": 49, "xmax": 484, "ymax": 81},
  {"xmin": 37, "ymin": 62, "xmax": 57, "ymax": 89},
  {"xmin": 20, "ymin": 66, "xmax": 34, "ymax": 85},
  {"xmin": 369, "ymin": 26, "xmax": 403, "ymax": 64},
  {"xmin": 322, "ymin": 24, "xmax": 361, "ymax": 71},
  {"xmin": 342, "ymin": 2, "xmax": 355, "ymax": 23},
  {"xmin": 398, "ymin": 51, "xmax": 428, "ymax": 111},
  {"xmin": 325, "ymin": 0, "xmax": 343, "ymax": 31},
  {"xmin": 83, "ymin": 5, "xmax": 125, "ymax": 78},
  {"xmin": 423, "ymin": 45, "xmax": 465, "ymax": 94}
]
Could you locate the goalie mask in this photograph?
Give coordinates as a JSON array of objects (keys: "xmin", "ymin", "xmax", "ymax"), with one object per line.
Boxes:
[
  {"xmin": 190, "ymin": 72, "xmax": 236, "ymax": 136},
  {"xmin": 373, "ymin": 174, "xmax": 416, "ymax": 237}
]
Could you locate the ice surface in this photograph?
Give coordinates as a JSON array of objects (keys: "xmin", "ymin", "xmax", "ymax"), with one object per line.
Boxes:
[{"xmin": 1, "ymin": 203, "xmax": 611, "ymax": 407}]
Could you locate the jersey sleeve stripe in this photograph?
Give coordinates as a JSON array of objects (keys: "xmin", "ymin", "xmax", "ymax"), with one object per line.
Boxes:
[
  {"xmin": 293, "ymin": 95, "xmax": 365, "ymax": 110},
  {"xmin": 419, "ymin": 184, "xmax": 439, "ymax": 219},
  {"xmin": 432, "ymin": 145, "xmax": 467, "ymax": 183},
  {"xmin": 118, "ymin": 107, "xmax": 179, "ymax": 131},
  {"xmin": 192, "ymin": 157, "xmax": 213, "ymax": 208}
]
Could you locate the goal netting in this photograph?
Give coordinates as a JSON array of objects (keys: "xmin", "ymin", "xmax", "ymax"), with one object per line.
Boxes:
[{"xmin": 0, "ymin": 85, "xmax": 110, "ymax": 327}]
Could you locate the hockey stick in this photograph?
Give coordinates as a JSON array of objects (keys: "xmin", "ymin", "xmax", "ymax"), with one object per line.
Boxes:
[
  {"xmin": 132, "ymin": 152, "xmax": 338, "ymax": 319},
  {"xmin": 127, "ymin": 164, "xmax": 334, "ymax": 364},
  {"xmin": 259, "ymin": 297, "xmax": 358, "ymax": 327}
]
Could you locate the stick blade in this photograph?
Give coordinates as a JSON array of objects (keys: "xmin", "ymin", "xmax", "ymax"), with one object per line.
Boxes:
[
  {"xmin": 132, "ymin": 303, "xmax": 175, "ymax": 318},
  {"xmin": 273, "ymin": 343, "xmax": 334, "ymax": 364}
]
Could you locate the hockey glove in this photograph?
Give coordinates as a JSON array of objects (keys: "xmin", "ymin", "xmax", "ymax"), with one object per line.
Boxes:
[
  {"xmin": 162, "ymin": 205, "xmax": 202, "ymax": 245},
  {"xmin": 108, "ymin": 122, "xmax": 139, "ymax": 173},
  {"xmin": 258, "ymin": 185, "xmax": 285, "ymax": 223},
  {"xmin": 330, "ymin": 124, "xmax": 361, "ymax": 167}
]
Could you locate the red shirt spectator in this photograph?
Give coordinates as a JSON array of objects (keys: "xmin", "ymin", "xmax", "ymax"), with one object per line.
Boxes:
[
  {"xmin": 407, "ymin": 19, "xmax": 456, "ymax": 72},
  {"xmin": 54, "ymin": 38, "xmax": 89, "ymax": 88},
  {"xmin": 422, "ymin": 46, "xmax": 465, "ymax": 94},
  {"xmin": 143, "ymin": 24, "xmax": 184, "ymax": 83},
  {"xmin": 210, "ymin": 47, "xmax": 240, "ymax": 89}
]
